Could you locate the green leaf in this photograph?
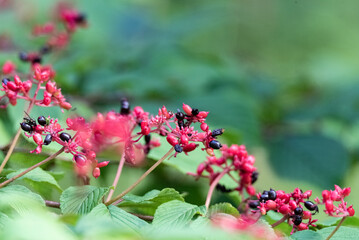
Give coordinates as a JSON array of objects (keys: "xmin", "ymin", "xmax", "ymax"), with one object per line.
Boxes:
[
  {"xmin": 60, "ymin": 186, "xmax": 109, "ymax": 215},
  {"xmin": 119, "ymin": 188, "xmax": 184, "ymax": 216},
  {"xmin": 207, "ymin": 202, "xmax": 239, "ymax": 217},
  {"xmin": 86, "ymin": 203, "xmax": 149, "ymax": 232},
  {"xmin": 7, "ymin": 167, "xmax": 62, "ymax": 192},
  {"xmin": 152, "ymin": 200, "xmax": 206, "ymax": 230},
  {"xmin": 318, "ymin": 226, "xmax": 359, "ymax": 240},
  {"xmin": 0, "ymin": 185, "xmax": 45, "ymax": 214},
  {"xmin": 290, "ymin": 230, "xmax": 323, "ymax": 240},
  {"xmin": 0, "ymin": 212, "xmax": 10, "ymax": 228},
  {"xmin": 269, "ymin": 134, "xmax": 349, "ymax": 188}
]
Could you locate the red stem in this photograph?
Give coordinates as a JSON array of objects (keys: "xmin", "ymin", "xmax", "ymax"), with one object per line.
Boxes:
[
  {"xmin": 205, "ymin": 169, "xmax": 229, "ymax": 210},
  {"xmin": 106, "ymin": 153, "xmax": 126, "ymax": 202}
]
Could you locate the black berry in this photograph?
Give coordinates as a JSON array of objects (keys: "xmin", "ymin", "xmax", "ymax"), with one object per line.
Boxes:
[
  {"xmin": 20, "ymin": 122, "xmax": 33, "ymax": 132},
  {"xmin": 251, "ymin": 171, "xmax": 258, "ymax": 184},
  {"xmin": 260, "ymin": 193, "xmax": 269, "ymax": 202},
  {"xmin": 294, "ymin": 207, "xmax": 303, "ymax": 216},
  {"xmin": 176, "ymin": 111, "xmax": 185, "ymax": 120},
  {"xmin": 40, "ymin": 45, "xmax": 51, "ymax": 55},
  {"xmin": 75, "ymin": 13, "xmax": 86, "ymax": 23},
  {"xmin": 43, "ymin": 134, "xmax": 52, "ymax": 145},
  {"xmin": 19, "ymin": 52, "xmax": 28, "ymax": 61},
  {"xmin": 144, "ymin": 134, "xmax": 151, "ymax": 144},
  {"xmin": 174, "ymin": 144, "xmax": 182, "ymax": 153},
  {"xmin": 211, "ymin": 128, "xmax": 224, "ymax": 137},
  {"xmin": 2, "ymin": 78, "xmax": 9, "ymax": 85},
  {"xmin": 59, "ymin": 132, "xmax": 71, "ymax": 142},
  {"xmin": 304, "ymin": 201, "xmax": 318, "ymax": 212},
  {"xmin": 120, "ymin": 99, "xmax": 130, "ymax": 115},
  {"xmin": 293, "ymin": 215, "xmax": 302, "ymax": 226},
  {"xmin": 216, "ymin": 184, "xmax": 233, "ymax": 193},
  {"xmin": 249, "ymin": 201, "xmax": 260, "ymax": 209},
  {"xmin": 268, "ymin": 189, "xmax": 277, "ymax": 200},
  {"xmin": 37, "ymin": 116, "xmax": 47, "ymax": 126},
  {"xmin": 178, "ymin": 120, "xmax": 184, "ymax": 130},
  {"xmin": 191, "ymin": 108, "xmax": 199, "ymax": 116},
  {"xmin": 32, "ymin": 56, "xmax": 42, "ymax": 64},
  {"xmin": 209, "ymin": 140, "xmax": 222, "ymax": 149}
]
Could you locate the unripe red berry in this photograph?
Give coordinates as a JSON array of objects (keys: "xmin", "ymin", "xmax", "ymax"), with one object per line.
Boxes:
[
  {"xmin": 42, "ymin": 97, "xmax": 51, "ymax": 106},
  {"xmin": 180, "ymin": 134, "xmax": 188, "ymax": 145},
  {"xmin": 23, "ymin": 80, "xmax": 32, "ymax": 92},
  {"xmin": 348, "ymin": 206, "xmax": 355, "ymax": 216},
  {"xmin": 297, "ymin": 223, "xmax": 308, "ymax": 231},
  {"xmin": 87, "ymin": 150, "xmax": 96, "ymax": 160},
  {"xmin": 342, "ymin": 187, "xmax": 351, "ymax": 197},
  {"xmin": 166, "ymin": 134, "xmax": 178, "ymax": 146},
  {"xmin": 182, "ymin": 103, "xmax": 192, "ymax": 116},
  {"xmin": 200, "ymin": 123, "xmax": 209, "ymax": 132},
  {"xmin": 93, "ymin": 167, "xmax": 100, "ymax": 178},
  {"xmin": 278, "ymin": 205, "xmax": 291, "ymax": 215},
  {"xmin": 265, "ymin": 200, "xmax": 277, "ymax": 210},
  {"xmin": 140, "ymin": 121, "xmax": 150, "ymax": 135},
  {"xmin": 33, "ymin": 133, "xmax": 43, "ymax": 145},
  {"xmin": 197, "ymin": 163, "xmax": 205, "ymax": 175},
  {"xmin": 60, "ymin": 102, "xmax": 72, "ymax": 110},
  {"xmin": 97, "ymin": 161, "xmax": 109, "ymax": 168},
  {"xmin": 14, "ymin": 75, "xmax": 22, "ymax": 86},
  {"xmin": 302, "ymin": 211, "xmax": 312, "ymax": 219},
  {"xmin": 246, "ymin": 185, "xmax": 256, "ymax": 196},
  {"xmin": 322, "ymin": 190, "xmax": 330, "ymax": 201},
  {"xmin": 289, "ymin": 200, "xmax": 297, "ymax": 210},
  {"xmin": 182, "ymin": 143, "xmax": 197, "ymax": 152},
  {"xmin": 2, "ymin": 61, "xmax": 15, "ymax": 74},
  {"xmin": 7, "ymin": 81, "xmax": 18, "ymax": 91},
  {"xmin": 242, "ymin": 163, "xmax": 255, "ymax": 172},
  {"xmin": 197, "ymin": 111, "xmax": 208, "ymax": 118},
  {"xmin": 45, "ymin": 82, "xmax": 56, "ymax": 94},
  {"xmin": 331, "ymin": 191, "xmax": 341, "ymax": 201},
  {"xmin": 325, "ymin": 200, "xmax": 334, "ymax": 213},
  {"xmin": 74, "ymin": 155, "xmax": 87, "ymax": 167},
  {"xmin": 303, "ymin": 190, "xmax": 312, "ymax": 198}
]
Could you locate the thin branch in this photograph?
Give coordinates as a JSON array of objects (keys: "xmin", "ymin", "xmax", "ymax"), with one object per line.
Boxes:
[
  {"xmin": 271, "ymin": 214, "xmax": 289, "ymax": 228},
  {"xmin": 0, "ymin": 128, "xmax": 22, "ymax": 174},
  {"xmin": 106, "ymin": 153, "xmax": 126, "ymax": 202},
  {"xmin": 130, "ymin": 213, "xmax": 154, "ymax": 221},
  {"xmin": 105, "ymin": 148, "xmax": 174, "ymax": 206},
  {"xmin": 0, "ymin": 147, "xmax": 65, "ymax": 189},
  {"xmin": 205, "ymin": 169, "xmax": 229, "ymax": 210},
  {"xmin": 45, "ymin": 200, "xmax": 60, "ymax": 209},
  {"xmin": 326, "ymin": 216, "xmax": 346, "ymax": 240}
]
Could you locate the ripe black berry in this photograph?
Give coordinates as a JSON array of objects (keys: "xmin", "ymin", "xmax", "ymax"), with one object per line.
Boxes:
[
  {"xmin": 174, "ymin": 144, "xmax": 182, "ymax": 153},
  {"xmin": 268, "ymin": 189, "xmax": 277, "ymax": 200},
  {"xmin": 178, "ymin": 120, "xmax": 184, "ymax": 130},
  {"xmin": 75, "ymin": 13, "xmax": 86, "ymax": 23},
  {"xmin": 294, "ymin": 207, "xmax": 303, "ymax": 216},
  {"xmin": 292, "ymin": 215, "xmax": 302, "ymax": 226},
  {"xmin": 144, "ymin": 134, "xmax": 151, "ymax": 144},
  {"xmin": 2, "ymin": 78, "xmax": 9, "ymax": 85},
  {"xmin": 209, "ymin": 140, "xmax": 222, "ymax": 149},
  {"xmin": 40, "ymin": 45, "xmax": 51, "ymax": 55},
  {"xmin": 176, "ymin": 111, "xmax": 185, "ymax": 120},
  {"xmin": 19, "ymin": 52, "xmax": 28, "ymax": 62},
  {"xmin": 43, "ymin": 134, "xmax": 52, "ymax": 145},
  {"xmin": 32, "ymin": 56, "xmax": 42, "ymax": 64},
  {"xmin": 191, "ymin": 108, "xmax": 199, "ymax": 116},
  {"xmin": 59, "ymin": 132, "xmax": 71, "ymax": 142},
  {"xmin": 216, "ymin": 184, "xmax": 233, "ymax": 193},
  {"xmin": 251, "ymin": 171, "xmax": 259, "ymax": 184},
  {"xmin": 20, "ymin": 122, "xmax": 33, "ymax": 132},
  {"xmin": 260, "ymin": 193, "xmax": 269, "ymax": 202},
  {"xmin": 211, "ymin": 128, "xmax": 224, "ymax": 137},
  {"xmin": 37, "ymin": 116, "xmax": 47, "ymax": 126},
  {"xmin": 304, "ymin": 201, "xmax": 318, "ymax": 212},
  {"xmin": 249, "ymin": 201, "xmax": 260, "ymax": 209},
  {"xmin": 120, "ymin": 99, "xmax": 130, "ymax": 115}
]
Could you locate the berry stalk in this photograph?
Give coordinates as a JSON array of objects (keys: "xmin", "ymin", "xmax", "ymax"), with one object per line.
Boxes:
[
  {"xmin": 106, "ymin": 153, "xmax": 126, "ymax": 202},
  {"xmin": 205, "ymin": 168, "xmax": 229, "ymax": 210},
  {"xmin": 105, "ymin": 147, "xmax": 174, "ymax": 206},
  {"xmin": 326, "ymin": 217, "xmax": 346, "ymax": 240},
  {"xmin": 0, "ymin": 147, "xmax": 64, "ymax": 189}
]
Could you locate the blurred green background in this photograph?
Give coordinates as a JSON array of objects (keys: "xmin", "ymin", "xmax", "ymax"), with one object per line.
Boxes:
[{"xmin": 0, "ymin": 0, "xmax": 358, "ymax": 219}]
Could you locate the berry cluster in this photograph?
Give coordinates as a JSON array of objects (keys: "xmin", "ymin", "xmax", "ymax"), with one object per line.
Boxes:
[
  {"xmin": 314, "ymin": 185, "xmax": 355, "ymax": 217},
  {"xmin": 248, "ymin": 188, "xmax": 318, "ymax": 232},
  {"xmin": 190, "ymin": 144, "xmax": 258, "ymax": 196},
  {"xmin": 20, "ymin": 2, "xmax": 87, "ymax": 65},
  {"xmin": 140, "ymin": 103, "xmax": 223, "ymax": 156},
  {"xmin": 1, "ymin": 64, "xmax": 71, "ymax": 110}
]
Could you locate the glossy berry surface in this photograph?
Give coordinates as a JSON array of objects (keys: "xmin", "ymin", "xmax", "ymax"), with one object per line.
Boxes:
[
  {"xmin": 59, "ymin": 132, "xmax": 71, "ymax": 142},
  {"xmin": 209, "ymin": 140, "xmax": 222, "ymax": 149},
  {"xmin": 293, "ymin": 215, "xmax": 302, "ymax": 226},
  {"xmin": 37, "ymin": 116, "xmax": 47, "ymax": 126},
  {"xmin": 294, "ymin": 207, "xmax": 303, "ymax": 216},
  {"xmin": 20, "ymin": 122, "xmax": 33, "ymax": 132},
  {"xmin": 304, "ymin": 201, "xmax": 318, "ymax": 211},
  {"xmin": 249, "ymin": 201, "xmax": 260, "ymax": 209},
  {"xmin": 120, "ymin": 99, "xmax": 130, "ymax": 114},
  {"xmin": 43, "ymin": 134, "xmax": 52, "ymax": 145},
  {"xmin": 268, "ymin": 189, "xmax": 277, "ymax": 200},
  {"xmin": 174, "ymin": 144, "xmax": 183, "ymax": 153},
  {"xmin": 211, "ymin": 128, "xmax": 224, "ymax": 137}
]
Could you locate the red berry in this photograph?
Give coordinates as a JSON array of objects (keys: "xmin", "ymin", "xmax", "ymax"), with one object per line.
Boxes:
[
  {"xmin": 182, "ymin": 143, "xmax": 197, "ymax": 152},
  {"xmin": 348, "ymin": 206, "xmax": 355, "ymax": 216},
  {"xmin": 74, "ymin": 155, "xmax": 87, "ymax": 167},
  {"xmin": 33, "ymin": 133, "xmax": 43, "ymax": 145},
  {"xmin": 93, "ymin": 167, "xmax": 100, "ymax": 178},
  {"xmin": 166, "ymin": 134, "xmax": 178, "ymax": 146},
  {"xmin": 182, "ymin": 103, "xmax": 192, "ymax": 116}
]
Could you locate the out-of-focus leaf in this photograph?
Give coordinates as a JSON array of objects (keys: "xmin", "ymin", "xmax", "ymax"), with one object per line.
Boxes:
[
  {"xmin": 269, "ymin": 134, "xmax": 349, "ymax": 188},
  {"xmin": 7, "ymin": 167, "xmax": 62, "ymax": 192},
  {"xmin": 152, "ymin": 200, "xmax": 206, "ymax": 230},
  {"xmin": 119, "ymin": 188, "xmax": 184, "ymax": 216},
  {"xmin": 318, "ymin": 226, "xmax": 359, "ymax": 240},
  {"xmin": 207, "ymin": 203, "xmax": 239, "ymax": 217},
  {"xmin": 60, "ymin": 186, "xmax": 109, "ymax": 215},
  {"xmin": 291, "ymin": 230, "xmax": 323, "ymax": 240}
]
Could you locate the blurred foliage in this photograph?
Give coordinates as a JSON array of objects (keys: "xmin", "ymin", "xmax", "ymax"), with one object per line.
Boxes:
[{"xmin": 0, "ymin": 0, "xmax": 359, "ymax": 238}]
